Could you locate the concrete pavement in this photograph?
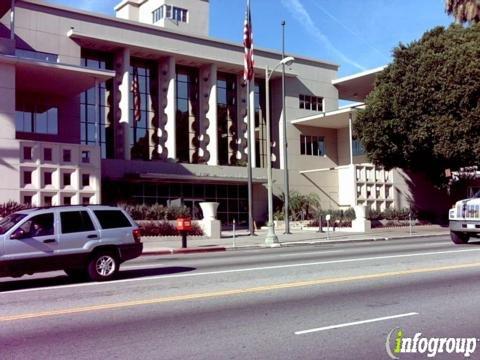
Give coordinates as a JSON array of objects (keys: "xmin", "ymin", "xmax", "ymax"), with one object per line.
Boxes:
[{"xmin": 141, "ymin": 224, "xmax": 449, "ymax": 255}]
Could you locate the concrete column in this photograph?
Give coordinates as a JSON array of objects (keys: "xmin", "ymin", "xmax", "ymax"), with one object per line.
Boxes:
[
  {"xmin": 114, "ymin": 48, "xmax": 131, "ymax": 160},
  {"xmin": 348, "ymin": 113, "xmax": 353, "ymax": 165},
  {"xmin": 199, "ymin": 63, "xmax": 218, "ymax": 166},
  {"xmin": 236, "ymin": 76, "xmax": 248, "ymax": 165},
  {"xmin": 0, "ymin": 62, "xmax": 20, "ymax": 202},
  {"xmin": 158, "ymin": 56, "xmax": 176, "ymax": 161}
]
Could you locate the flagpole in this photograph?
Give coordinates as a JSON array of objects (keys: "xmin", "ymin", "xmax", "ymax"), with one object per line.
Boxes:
[{"xmin": 247, "ymin": 78, "xmax": 254, "ymax": 235}]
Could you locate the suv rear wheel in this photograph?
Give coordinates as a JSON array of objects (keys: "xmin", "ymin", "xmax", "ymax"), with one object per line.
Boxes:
[
  {"xmin": 87, "ymin": 251, "xmax": 119, "ymax": 281},
  {"xmin": 451, "ymin": 231, "xmax": 470, "ymax": 244}
]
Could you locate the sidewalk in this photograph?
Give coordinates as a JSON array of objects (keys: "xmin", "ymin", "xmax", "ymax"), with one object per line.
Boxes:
[{"xmin": 141, "ymin": 224, "xmax": 450, "ymax": 255}]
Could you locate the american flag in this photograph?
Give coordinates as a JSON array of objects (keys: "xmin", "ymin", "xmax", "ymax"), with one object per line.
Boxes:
[
  {"xmin": 131, "ymin": 67, "xmax": 141, "ymax": 122},
  {"xmin": 243, "ymin": 0, "xmax": 254, "ymax": 82}
]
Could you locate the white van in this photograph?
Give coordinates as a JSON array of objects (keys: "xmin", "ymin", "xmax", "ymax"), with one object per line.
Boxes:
[
  {"xmin": 449, "ymin": 193, "xmax": 480, "ymax": 244},
  {"xmin": 0, "ymin": 205, "xmax": 142, "ymax": 281}
]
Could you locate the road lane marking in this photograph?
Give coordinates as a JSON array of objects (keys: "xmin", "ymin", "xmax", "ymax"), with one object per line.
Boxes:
[
  {"xmin": 295, "ymin": 312, "xmax": 419, "ymax": 335},
  {"xmin": 278, "ymin": 250, "xmax": 345, "ymax": 257},
  {"xmin": 2, "ymin": 247, "xmax": 480, "ymax": 295},
  {"xmin": 0, "ymin": 262, "xmax": 479, "ymax": 323}
]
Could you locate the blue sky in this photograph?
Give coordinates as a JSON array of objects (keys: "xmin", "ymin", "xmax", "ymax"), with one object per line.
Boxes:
[{"xmin": 47, "ymin": 0, "xmax": 453, "ymax": 76}]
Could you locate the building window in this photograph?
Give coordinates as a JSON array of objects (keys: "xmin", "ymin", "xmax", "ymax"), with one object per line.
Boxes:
[
  {"xmin": 81, "ymin": 52, "xmax": 114, "ymax": 159},
  {"xmin": 217, "ymin": 73, "xmax": 238, "ymax": 166},
  {"xmin": 63, "ymin": 173, "xmax": 71, "ymax": 187},
  {"xmin": 44, "ymin": 171, "xmax": 52, "ymax": 186},
  {"xmin": 23, "ymin": 146, "xmax": 32, "ymax": 160},
  {"xmin": 172, "ymin": 6, "xmax": 188, "ymax": 22},
  {"xmin": 300, "ymin": 135, "xmax": 325, "ymax": 156},
  {"xmin": 23, "ymin": 170, "xmax": 32, "ymax": 185},
  {"xmin": 176, "ymin": 66, "xmax": 199, "ymax": 163},
  {"xmin": 82, "ymin": 196, "xmax": 91, "ymax": 205},
  {"xmin": 152, "ymin": 6, "xmax": 164, "ymax": 23},
  {"xmin": 130, "ymin": 62, "xmax": 157, "ymax": 160},
  {"xmin": 82, "ymin": 174, "xmax": 90, "ymax": 187},
  {"xmin": 63, "ymin": 149, "xmax": 71, "ymax": 162},
  {"xmin": 254, "ymin": 80, "xmax": 267, "ymax": 168},
  {"xmin": 44, "ymin": 148, "xmax": 52, "ymax": 162},
  {"xmin": 23, "ymin": 195, "xmax": 32, "ymax": 205},
  {"xmin": 153, "ymin": 5, "xmax": 187, "ymax": 23},
  {"xmin": 81, "ymin": 151, "xmax": 90, "ymax": 163},
  {"xmin": 299, "ymin": 94, "xmax": 323, "ymax": 111},
  {"xmin": 44, "ymin": 196, "xmax": 52, "ymax": 206},
  {"xmin": 64, "ymin": 196, "xmax": 71, "ymax": 205},
  {"xmin": 352, "ymin": 138, "xmax": 365, "ymax": 156},
  {"xmin": 15, "ymin": 107, "xmax": 58, "ymax": 134}
]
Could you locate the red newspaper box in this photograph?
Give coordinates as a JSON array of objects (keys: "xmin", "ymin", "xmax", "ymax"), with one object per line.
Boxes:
[{"xmin": 176, "ymin": 217, "xmax": 192, "ymax": 232}]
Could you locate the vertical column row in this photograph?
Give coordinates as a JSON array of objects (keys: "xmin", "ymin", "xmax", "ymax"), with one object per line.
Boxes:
[{"xmin": 158, "ymin": 56, "xmax": 176, "ymax": 160}]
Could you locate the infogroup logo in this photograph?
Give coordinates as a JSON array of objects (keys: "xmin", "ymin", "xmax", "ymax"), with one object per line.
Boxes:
[{"xmin": 385, "ymin": 328, "xmax": 478, "ymax": 359}]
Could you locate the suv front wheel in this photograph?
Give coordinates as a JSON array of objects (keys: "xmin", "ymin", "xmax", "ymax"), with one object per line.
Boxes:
[{"xmin": 87, "ymin": 251, "xmax": 119, "ymax": 281}]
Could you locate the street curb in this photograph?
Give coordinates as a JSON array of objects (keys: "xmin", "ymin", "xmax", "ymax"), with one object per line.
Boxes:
[
  {"xmin": 142, "ymin": 246, "xmax": 226, "ymax": 256},
  {"xmin": 140, "ymin": 233, "xmax": 449, "ymax": 255},
  {"xmin": 221, "ymin": 233, "xmax": 449, "ymax": 251}
]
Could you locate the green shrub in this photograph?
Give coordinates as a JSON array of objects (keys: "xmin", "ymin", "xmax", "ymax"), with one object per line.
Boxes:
[
  {"xmin": 0, "ymin": 201, "xmax": 30, "ymax": 218},
  {"xmin": 119, "ymin": 203, "xmax": 191, "ymax": 221},
  {"xmin": 139, "ymin": 221, "xmax": 204, "ymax": 236}
]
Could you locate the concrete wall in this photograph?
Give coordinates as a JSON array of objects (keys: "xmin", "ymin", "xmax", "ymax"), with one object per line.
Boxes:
[{"xmin": 0, "ymin": 63, "xmax": 20, "ymax": 203}]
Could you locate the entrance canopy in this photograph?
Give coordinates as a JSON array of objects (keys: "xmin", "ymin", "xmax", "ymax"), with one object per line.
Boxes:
[
  {"xmin": 332, "ymin": 66, "xmax": 386, "ymax": 102},
  {"xmin": 291, "ymin": 106, "xmax": 364, "ymax": 129},
  {"xmin": 0, "ymin": 54, "xmax": 115, "ymax": 98}
]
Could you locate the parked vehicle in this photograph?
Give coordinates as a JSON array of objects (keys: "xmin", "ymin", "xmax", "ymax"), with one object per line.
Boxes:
[
  {"xmin": 449, "ymin": 192, "xmax": 480, "ymax": 244},
  {"xmin": 0, "ymin": 205, "xmax": 142, "ymax": 281}
]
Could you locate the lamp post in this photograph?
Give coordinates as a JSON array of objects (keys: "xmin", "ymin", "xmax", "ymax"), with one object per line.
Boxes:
[
  {"xmin": 265, "ymin": 56, "xmax": 295, "ymax": 246},
  {"xmin": 281, "ymin": 20, "xmax": 291, "ymax": 234}
]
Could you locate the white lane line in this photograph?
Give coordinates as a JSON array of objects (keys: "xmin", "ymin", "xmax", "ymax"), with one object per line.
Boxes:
[
  {"xmin": 278, "ymin": 250, "xmax": 344, "ymax": 257},
  {"xmin": 295, "ymin": 312, "xmax": 419, "ymax": 335},
  {"xmin": 1, "ymin": 248, "xmax": 480, "ymax": 295}
]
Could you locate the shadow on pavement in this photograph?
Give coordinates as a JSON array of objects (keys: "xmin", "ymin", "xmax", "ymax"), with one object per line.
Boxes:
[{"xmin": 0, "ymin": 266, "xmax": 196, "ymax": 293}]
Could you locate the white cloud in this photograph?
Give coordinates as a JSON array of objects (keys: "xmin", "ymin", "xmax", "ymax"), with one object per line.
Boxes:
[{"xmin": 280, "ymin": 0, "xmax": 366, "ymax": 71}]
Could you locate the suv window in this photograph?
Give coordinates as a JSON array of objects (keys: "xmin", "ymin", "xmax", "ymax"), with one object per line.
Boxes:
[
  {"xmin": 93, "ymin": 210, "xmax": 132, "ymax": 229},
  {"xmin": 20, "ymin": 213, "xmax": 54, "ymax": 237},
  {"xmin": 60, "ymin": 211, "xmax": 95, "ymax": 234}
]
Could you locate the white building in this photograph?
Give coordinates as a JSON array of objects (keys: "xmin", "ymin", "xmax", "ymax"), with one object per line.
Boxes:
[{"xmin": 0, "ymin": 0, "xmax": 413, "ymax": 226}]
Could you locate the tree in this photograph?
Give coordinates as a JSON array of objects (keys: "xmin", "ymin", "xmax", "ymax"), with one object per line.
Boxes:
[
  {"xmin": 354, "ymin": 24, "xmax": 480, "ymax": 187},
  {"xmin": 445, "ymin": 0, "xmax": 480, "ymax": 24}
]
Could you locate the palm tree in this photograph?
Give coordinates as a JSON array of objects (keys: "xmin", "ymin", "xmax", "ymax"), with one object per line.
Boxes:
[{"xmin": 445, "ymin": 0, "xmax": 480, "ymax": 23}]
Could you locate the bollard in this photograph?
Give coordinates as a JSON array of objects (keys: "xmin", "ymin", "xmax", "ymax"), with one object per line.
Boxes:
[
  {"xmin": 181, "ymin": 230, "xmax": 187, "ymax": 248},
  {"xmin": 326, "ymin": 214, "xmax": 331, "ymax": 241},
  {"xmin": 232, "ymin": 218, "xmax": 236, "ymax": 248},
  {"xmin": 317, "ymin": 214, "xmax": 323, "ymax": 233}
]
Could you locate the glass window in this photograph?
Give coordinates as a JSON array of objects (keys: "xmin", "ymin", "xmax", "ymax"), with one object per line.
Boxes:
[
  {"xmin": 64, "ymin": 196, "xmax": 71, "ymax": 205},
  {"xmin": 93, "ymin": 210, "xmax": 132, "ymax": 229},
  {"xmin": 23, "ymin": 195, "xmax": 32, "ymax": 205},
  {"xmin": 82, "ymin": 174, "xmax": 90, "ymax": 187},
  {"xmin": 23, "ymin": 171, "xmax": 32, "ymax": 185},
  {"xmin": 44, "ymin": 171, "xmax": 52, "ymax": 185},
  {"xmin": 300, "ymin": 135, "xmax": 305, "ymax": 155},
  {"xmin": 63, "ymin": 149, "xmax": 71, "ymax": 162},
  {"xmin": 44, "ymin": 196, "xmax": 52, "ymax": 206},
  {"xmin": 44, "ymin": 148, "xmax": 52, "ymax": 161},
  {"xmin": 82, "ymin": 151, "xmax": 90, "ymax": 163},
  {"xmin": 60, "ymin": 211, "xmax": 95, "ymax": 234},
  {"xmin": 0, "ymin": 213, "xmax": 27, "ymax": 234},
  {"xmin": 20, "ymin": 213, "xmax": 54, "ymax": 237},
  {"xmin": 23, "ymin": 146, "xmax": 32, "ymax": 160},
  {"xmin": 63, "ymin": 173, "xmax": 71, "ymax": 187},
  {"xmin": 306, "ymin": 136, "xmax": 312, "ymax": 155}
]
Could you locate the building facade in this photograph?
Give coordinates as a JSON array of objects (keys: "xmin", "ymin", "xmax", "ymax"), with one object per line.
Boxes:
[{"xmin": 0, "ymin": 0, "xmax": 412, "ymax": 226}]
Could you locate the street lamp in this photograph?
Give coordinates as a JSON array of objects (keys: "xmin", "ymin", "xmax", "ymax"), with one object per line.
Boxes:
[{"xmin": 265, "ymin": 56, "xmax": 295, "ymax": 246}]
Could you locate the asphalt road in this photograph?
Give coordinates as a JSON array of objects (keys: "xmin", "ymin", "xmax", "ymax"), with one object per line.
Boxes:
[{"xmin": 2, "ymin": 236, "xmax": 480, "ymax": 359}]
